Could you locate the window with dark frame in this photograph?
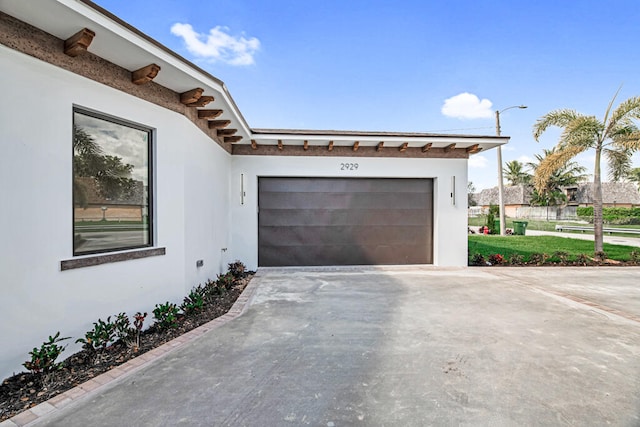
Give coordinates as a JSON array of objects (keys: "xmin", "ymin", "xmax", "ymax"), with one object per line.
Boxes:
[{"xmin": 72, "ymin": 108, "xmax": 153, "ymax": 255}]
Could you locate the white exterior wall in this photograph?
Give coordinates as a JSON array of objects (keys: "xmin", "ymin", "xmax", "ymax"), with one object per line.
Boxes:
[
  {"xmin": 0, "ymin": 46, "xmax": 231, "ymax": 379},
  {"xmin": 230, "ymin": 155, "xmax": 468, "ymax": 270}
]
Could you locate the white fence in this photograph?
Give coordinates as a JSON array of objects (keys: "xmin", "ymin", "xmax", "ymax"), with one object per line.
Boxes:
[{"xmin": 514, "ymin": 206, "xmax": 578, "ymax": 220}]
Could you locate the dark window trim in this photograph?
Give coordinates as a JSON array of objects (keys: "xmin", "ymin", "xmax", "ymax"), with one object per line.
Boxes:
[
  {"xmin": 61, "ymin": 247, "xmax": 166, "ymax": 271},
  {"xmin": 72, "ymin": 107, "xmax": 155, "ymax": 256}
]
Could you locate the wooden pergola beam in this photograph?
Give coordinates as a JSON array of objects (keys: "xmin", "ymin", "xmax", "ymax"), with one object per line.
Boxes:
[
  {"xmin": 217, "ymin": 128, "xmax": 237, "ymax": 136},
  {"xmin": 444, "ymin": 143, "xmax": 456, "ymax": 152},
  {"xmin": 131, "ymin": 63, "xmax": 160, "ymax": 85},
  {"xmin": 64, "ymin": 28, "xmax": 95, "ymax": 57},
  {"xmin": 422, "ymin": 143, "xmax": 433, "ymax": 152},
  {"xmin": 187, "ymin": 96, "xmax": 214, "ymax": 107},
  {"xmin": 466, "ymin": 144, "xmax": 481, "ymax": 154},
  {"xmin": 207, "ymin": 120, "xmax": 231, "ymax": 129},
  {"xmin": 180, "ymin": 88, "xmax": 204, "ymax": 105},
  {"xmin": 278, "ymin": 140, "xmax": 284, "ymax": 150},
  {"xmin": 303, "ymin": 140, "xmax": 309, "ymax": 151},
  {"xmin": 353, "ymin": 141, "xmax": 360, "ymax": 152},
  {"xmin": 377, "ymin": 141, "xmax": 384, "ymax": 152},
  {"xmin": 224, "ymin": 136, "xmax": 242, "ymax": 143},
  {"xmin": 399, "ymin": 142, "xmax": 408, "ymax": 152},
  {"xmin": 251, "ymin": 139, "xmax": 258, "ymax": 150},
  {"xmin": 198, "ymin": 109, "xmax": 223, "ymax": 119},
  {"xmin": 328, "ymin": 141, "xmax": 334, "ymax": 151}
]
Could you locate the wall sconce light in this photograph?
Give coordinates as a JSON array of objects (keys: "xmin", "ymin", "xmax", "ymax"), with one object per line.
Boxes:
[
  {"xmin": 451, "ymin": 176, "xmax": 456, "ymax": 206},
  {"xmin": 240, "ymin": 173, "xmax": 245, "ymax": 205}
]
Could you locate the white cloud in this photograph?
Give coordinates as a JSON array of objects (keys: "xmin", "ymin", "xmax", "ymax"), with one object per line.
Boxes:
[
  {"xmin": 441, "ymin": 92, "xmax": 493, "ymax": 119},
  {"xmin": 468, "ymin": 155, "xmax": 488, "ymax": 169},
  {"xmin": 171, "ymin": 23, "xmax": 260, "ymax": 66}
]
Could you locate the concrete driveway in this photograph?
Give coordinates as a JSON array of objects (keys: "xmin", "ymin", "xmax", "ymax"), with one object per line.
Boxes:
[{"xmin": 32, "ymin": 267, "xmax": 640, "ymax": 426}]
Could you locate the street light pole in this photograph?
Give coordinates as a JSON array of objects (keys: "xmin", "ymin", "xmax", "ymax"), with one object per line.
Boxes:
[{"xmin": 495, "ymin": 105, "xmax": 527, "ymax": 236}]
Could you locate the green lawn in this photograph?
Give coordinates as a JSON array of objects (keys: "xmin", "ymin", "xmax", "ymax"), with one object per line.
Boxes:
[
  {"xmin": 468, "ymin": 217, "xmax": 640, "ymax": 234},
  {"xmin": 468, "ymin": 235, "xmax": 638, "ymax": 262}
]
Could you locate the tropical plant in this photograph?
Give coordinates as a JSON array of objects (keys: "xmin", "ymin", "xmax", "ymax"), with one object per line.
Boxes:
[
  {"xmin": 532, "ymin": 90, "xmax": 640, "ymax": 254},
  {"xmin": 153, "ymin": 302, "xmax": 180, "ymax": 330},
  {"xmin": 527, "ymin": 148, "xmax": 588, "ymax": 197},
  {"xmin": 76, "ymin": 316, "xmax": 117, "ymax": 359},
  {"xmin": 503, "ymin": 160, "xmax": 532, "ymax": 186},
  {"xmin": 23, "ymin": 332, "xmax": 70, "ymax": 375}
]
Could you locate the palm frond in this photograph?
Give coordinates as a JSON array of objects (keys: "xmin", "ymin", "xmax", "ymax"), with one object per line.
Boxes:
[
  {"xmin": 605, "ymin": 95, "xmax": 640, "ymax": 136},
  {"xmin": 532, "ymin": 145, "xmax": 586, "ymax": 193},
  {"xmin": 605, "ymin": 148, "xmax": 632, "ymax": 181},
  {"xmin": 532, "ymin": 109, "xmax": 581, "ymax": 141},
  {"xmin": 559, "ymin": 115, "xmax": 602, "ymax": 149},
  {"xmin": 610, "ymin": 129, "xmax": 640, "ymax": 151}
]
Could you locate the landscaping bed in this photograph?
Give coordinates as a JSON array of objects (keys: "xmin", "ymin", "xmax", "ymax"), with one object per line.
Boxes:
[
  {"xmin": 469, "ymin": 235, "xmax": 640, "ymax": 266},
  {"xmin": 0, "ymin": 271, "xmax": 253, "ymax": 422}
]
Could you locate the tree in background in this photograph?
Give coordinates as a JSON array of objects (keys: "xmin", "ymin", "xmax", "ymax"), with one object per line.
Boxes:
[
  {"xmin": 626, "ymin": 167, "xmax": 640, "ymax": 190},
  {"xmin": 503, "ymin": 160, "xmax": 532, "ymax": 186},
  {"xmin": 533, "ymin": 90, "xmax": 640, "ymax": 257},
  {"xmin": 73, "ymin": 125, "xmax": 136, "ymax": 208},
  {"xmin": 468, "ymin": 181, "xmax": 477, "ymax": 207},
  {"xmin": 527, "ymin": 148, "xmax": 588, "ymax": 197}
]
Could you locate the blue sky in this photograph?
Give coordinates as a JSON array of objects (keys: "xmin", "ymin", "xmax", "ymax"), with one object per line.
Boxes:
[{"xmin": 94, "ymin": 0, "xmax": 640, "ymax": 190}]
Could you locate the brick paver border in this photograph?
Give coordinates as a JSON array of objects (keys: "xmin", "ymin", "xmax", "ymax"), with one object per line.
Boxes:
[{"xmin": 0, "ymin": 276, "xmax": 263, "ymax": 427}]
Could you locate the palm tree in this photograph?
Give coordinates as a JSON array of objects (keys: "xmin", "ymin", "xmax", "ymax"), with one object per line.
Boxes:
[
  {"xmin": 533, "ymin": 90, "xmax": 640, "ymax": 257},
  {"xmin": 626, "ymin": 167, "xmax": 640, "ymax": 190},
  {"xmin": 503, "ymin": 160, "xmax": 531, "ymax": 186},
  {"xmin": 527, "ymin": 148, "xmax": 588, "ymax": 194}
]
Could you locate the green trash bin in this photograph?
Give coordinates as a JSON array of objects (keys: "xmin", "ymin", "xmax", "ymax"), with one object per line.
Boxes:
[{"xmin": 513, "ymin": 220, "xmax": 528, "ymax": 235}]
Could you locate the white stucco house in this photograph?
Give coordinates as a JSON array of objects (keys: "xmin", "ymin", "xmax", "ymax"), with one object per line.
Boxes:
[{"xmin": 0, "ymin": 0, "xmax": 507, "ymax": 379}]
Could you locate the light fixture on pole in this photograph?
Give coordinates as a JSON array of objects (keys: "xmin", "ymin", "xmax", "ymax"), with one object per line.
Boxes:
[{"xmin": 495, "ymin": 105, "xmax": 527, "ymax": 236}]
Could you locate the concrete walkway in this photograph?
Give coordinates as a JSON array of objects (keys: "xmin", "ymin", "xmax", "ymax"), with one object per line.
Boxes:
[{"xmin": 23, "ymin": 267, "xmax": 640, "ymax": 426}]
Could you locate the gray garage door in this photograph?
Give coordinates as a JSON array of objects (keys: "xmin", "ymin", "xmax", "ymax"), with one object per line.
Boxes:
[{"xmin": 258, "ymin": 177, "xmax": 433, "ymax": 266}]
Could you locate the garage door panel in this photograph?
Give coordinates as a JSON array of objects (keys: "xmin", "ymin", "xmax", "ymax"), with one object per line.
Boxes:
[
  {"xmin": 259, "ymin": 209, "xmax": 431, "ymax": 227},
  {"xmin": 258, "ymin": 178, "xmax": 433, "ymax": 266}
]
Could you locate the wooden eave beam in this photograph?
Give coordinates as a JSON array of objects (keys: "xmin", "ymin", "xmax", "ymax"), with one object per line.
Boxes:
[
  {"xmin": 353, "ymin": 141, "xmax": 360, "ymax": 152},
  {"xmin": 303, "ymin": 140, "xmax": 309, "ymax": 151},
  {"xmin": 64, "ymin": 28, "xmax": 95, "ymax": 57},
  {"xmin": 251, "ymin": 139, "xmax": 258, "ymax": 150},
  {"xmin": 224, "ymin": 136, "xmax": 242, "ymax": 143},
  {"xmin": 187, "ymin": 96, "xmax": 214, "ymax": 107},
  {"xmin": 421, "ymin": 143, "xmax": 432, "ymax": 152},
  {"xmin": 131, "ymin": 63, "xmax": 160, "ymax": 85},
  {"xmin": 278, "ymin": 140, "xmax": 284, "ymax": 150},
  {"xmin": 181, "ymin": 88, "xmax": 204, "ymax": 105},
  {"xmin": 466, "ymin": 144, "xmax": 481, "ymax": 154},
  {"xmin": 198, "ymin": 109, "xmax": 223, "ymax": 119},
  {"xmin": 399, "ymin": 142, "xmax": 408, "ymax": 152},
  {"xmin": 328, "ymin": 141, "xmax": 334, "ymax": 151},
  {"xmin": 217, "ymin": 128, "xmax": 237, "ymax": 137},
  {"xmin": 207, "ymin": 120, "xmax": 231, "ymax": 129},
  {"xmin": 377, "ymin": 141, "xmax": 384, "ymax": 152},
  {"xmin": 444, "ymin": 143, "xmax": 456, "ymax": 152}
]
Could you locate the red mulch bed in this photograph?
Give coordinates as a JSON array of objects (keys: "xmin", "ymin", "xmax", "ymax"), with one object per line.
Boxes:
[{"xmin": 0, "ymin": 275, "xmax": 252, "ymax": 422}]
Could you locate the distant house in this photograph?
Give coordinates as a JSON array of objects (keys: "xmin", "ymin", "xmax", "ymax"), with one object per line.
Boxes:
[
  {"xmin": 564, "ymin": 182, "xmax": 640, "ymax": 208},
  {"xmin": 473, "ymin": 182, "xmax": 640, "ymax": 217},
  {"xmin": 474, "ymin": 185, "xmax": 533, "ymax": 217}
]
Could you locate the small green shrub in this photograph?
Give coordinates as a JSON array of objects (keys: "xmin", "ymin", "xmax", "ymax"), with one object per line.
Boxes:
[
  {"xmin": 575, "ymin": 253, "xmax": 590, "ymax": 266},
  {"xmin": 553, "ymin": 251, "xmax": 570, "ymax": 265},
  {"xmin": 630, "ymin": 250, "xmax": 640, "ymax": 265},
  {"xmin": 228, "ymin": 260, "xmax": 247, "ymax": 280},
  {"xmin": 114, "ymin": 312, "xmax": 135, "ymax": 346},
  {"xmin": 76, "ymin": 317, "xmax": 116, "ymax": 356},
  {"xmin": 528, "ymin": 253, "xmax": 549, "ymax": 265},
  {"xmin": 153, "ymin": 302, "xmax": 180, "ymax": 330},
  {"xmin": 469, "ymin": 253, "xmax": 486, "ymax": 266},
  {"xmin": 488, "ymin": 254, "xmax": 504, "ymax": 265},
  {"xmin": 132, "ymin": 312, "xmax": 147, "ymax": 350},
  {"xmin": 23, "ymin": 332, "xmax": 70, "ymax": 374},
  {"xmin": 217, "ymin": 272, "xmax": 235, "ymax": 290},
  {"xmin": 181, "ymin": 287, "xmax": 205, "ymax": 314},
  {"xmin": 508, "ymin": 253, "xmax": 524, "ymax": 265}
]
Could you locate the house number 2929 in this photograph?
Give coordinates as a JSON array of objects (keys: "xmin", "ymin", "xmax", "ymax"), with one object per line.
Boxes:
[{"xmin": 340, "ymin": 163, "xmax": 359, "ymax": 171}]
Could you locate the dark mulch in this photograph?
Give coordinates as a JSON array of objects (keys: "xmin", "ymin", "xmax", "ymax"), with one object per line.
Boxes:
[{"xmin": 0, "ymin": 275, "xmax": 252, "ymax": 422}]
